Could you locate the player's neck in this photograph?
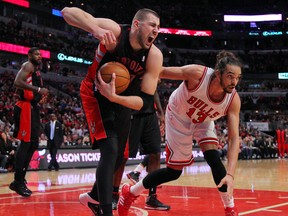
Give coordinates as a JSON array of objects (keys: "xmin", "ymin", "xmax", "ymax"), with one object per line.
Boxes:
[{"xmin": 209, "ymin": 78, "xmax": 225, "ymax": 102}]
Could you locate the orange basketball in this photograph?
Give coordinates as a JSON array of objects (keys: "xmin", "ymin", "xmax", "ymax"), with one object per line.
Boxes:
[{"xmin": 99, "ymin": 61, "xmax": 130, "ymax": 94}]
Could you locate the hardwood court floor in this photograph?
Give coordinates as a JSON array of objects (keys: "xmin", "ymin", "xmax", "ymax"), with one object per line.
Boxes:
[{"xmin": 0, "ymin": 159, "xmax": 288, "ymax": 215}]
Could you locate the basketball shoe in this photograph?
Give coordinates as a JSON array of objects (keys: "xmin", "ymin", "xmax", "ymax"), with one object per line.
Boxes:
[
  {"xmin": 112, "ymin": 192, "xmax": 119, "ymax": 210},
  {"xmin": 225, "ymin": 207, "xmax": 238, "ymax": 216},
  {"xmin": 126, "ymin": 171, "xmax": 140, "ymax": 185},
  {"xmin": 117, "ymin": 183, "xmax": 139, "ymax": 216},
  {"xmin": 145, "ymin": 194, "xmax": 170, "ymax": 210},
  {"xmin": 79, "ymin": 192, "xmax": 101, "ymax": 215},
  {"xmin": 9, "ymin": 180, "xmax": 32, "ymax": 197}
]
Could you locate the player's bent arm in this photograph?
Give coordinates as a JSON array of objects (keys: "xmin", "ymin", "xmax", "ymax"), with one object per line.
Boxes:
[
  {"xmin": 61, "ymin": 7, "xmax": 121, "ymax": 39},
  {"xmin": 226, "ymin": 93, "xmax": 241, "ymax": 177},
  {"xmin": 14, "ymin": 63, "xmax": 39, "ymax": 92},
  {"xmin": 108, "ymin": 46, "xmax": 162, "ymax": 110},
  {"xmin": 160, "ymin": 64, "xmax": 205, "ymax": 81},
  {"xmin": 140, "ymin": 46, "xmax": 163, "ymax": 95}
]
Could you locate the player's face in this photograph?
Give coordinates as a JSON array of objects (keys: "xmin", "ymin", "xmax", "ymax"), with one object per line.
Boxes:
[
  {"xmin": 30, "ymin": 50, "xmax": 42, "ymax": 65},
  {"xmin": 219, "ymin": 64, "xmax": 241, "ymax": 93},
  {"xmin": 136, "ymin": 14, "xmax": 160, "ymax": 49}
]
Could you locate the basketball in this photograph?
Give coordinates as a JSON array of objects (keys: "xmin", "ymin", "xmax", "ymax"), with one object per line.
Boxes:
[{"xmin": 99, "ymin": 61, "xmax": 130, "ymax": 94}]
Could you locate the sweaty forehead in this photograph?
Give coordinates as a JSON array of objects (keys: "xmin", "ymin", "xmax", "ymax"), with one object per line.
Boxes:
[{"xmin": 225, "ymin": 64, "xmax": 241, "ymax": 76}]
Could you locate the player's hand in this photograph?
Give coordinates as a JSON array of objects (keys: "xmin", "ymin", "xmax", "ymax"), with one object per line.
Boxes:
[
  {"xmin": 217, "ymin": 174, "xmax": 234, "ymax": 199},
  {"xmin": 159, "ymin": 114, "xmax": 165, "ymax": 136},
  {"xmin": 93, "ymin": 29, "xmax": 116, "ymax": 50},
  {"xmin": 96, "ymin": 72, "xmax": 117, "ymax": 101}
]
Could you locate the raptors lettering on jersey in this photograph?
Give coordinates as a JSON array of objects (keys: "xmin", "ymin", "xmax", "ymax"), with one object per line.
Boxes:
[{"xmin": 116, "ymin": 57, "xmax": 144, "ymax": 76}]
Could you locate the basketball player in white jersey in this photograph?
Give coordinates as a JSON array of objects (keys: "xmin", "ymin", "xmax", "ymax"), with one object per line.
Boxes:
[{"xmin": 118, "ymin": 50, "xmax": 242, "ymax": 216}]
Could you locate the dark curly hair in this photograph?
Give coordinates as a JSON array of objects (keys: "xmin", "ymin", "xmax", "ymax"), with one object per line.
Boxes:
[{"xmin": 215, "ymin": 50, "xmax": 243, "ymax": 74}]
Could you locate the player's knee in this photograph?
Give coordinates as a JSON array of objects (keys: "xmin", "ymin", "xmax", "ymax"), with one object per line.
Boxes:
[
  {"xmin": 203, "ymin": 149, "xmax": 227, "ymax": 188},
  {"xmin": 203, "ymin": 149, "xmax": 221, "ymax": 168},
  {"xmin": 167, "ymin": 167, "xmax": 182, "ymax": 181}
]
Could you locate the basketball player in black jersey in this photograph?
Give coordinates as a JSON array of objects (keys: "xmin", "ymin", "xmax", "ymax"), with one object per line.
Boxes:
[
  {"xmin": 62, "ymin": 7, "xmax": 163, "ymax": 216},
  {"xmin": 112, "ymin": 90, "xmax": 169, "ymax": 211},
  {"xmin": 9, "ymin": 47, "xmax": 49, "ymax": 197}
]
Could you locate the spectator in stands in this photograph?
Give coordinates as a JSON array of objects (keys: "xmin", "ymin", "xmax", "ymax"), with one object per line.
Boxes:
[
  {"xmin": 82, "ymin": 133, "xmax": 91, "ymax": 146},
  {"xmin": 256, "ymin": 135, "xmax": 270, "ymax": 158},
  {"xmin": 253, "ymin": 135, "xmax": 265, "ymax": 159},
  {"xmin": 0, "ymin": 122, "xmax": 8, "ymax": 173},
  {"xmin": 63, "ymin": 135, "xmax": 72, "ymax": 146},
  {"xmin": 39, "ymin": 133, "xmax": 47, "ymax": 147},
  {"xmin": 241, "ymin": 136, "xmax": 252, "ymax": 159},
  {"xmin": 218, "ymin": 135, "xmax": 228, "ymax": 161},
  {"xmin": 1, "ymin": 124, "xmax": 16, "ymax": 172},
  {"xmin": 264, "ymin": 136, "xmax": 278, "ymax": 158}
]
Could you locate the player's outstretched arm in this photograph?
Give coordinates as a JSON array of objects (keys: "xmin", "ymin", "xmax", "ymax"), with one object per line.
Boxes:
[
  {"xmin": 61, "ymin": 7, "xmax": 120, "ymax": 46},
  {"xmin": 160, "ymin": 64, "xmax": 205, "ymax": 81},
  {"xmin": 217, "ymin": 93, "xmax": 241, "ymax": 199}
]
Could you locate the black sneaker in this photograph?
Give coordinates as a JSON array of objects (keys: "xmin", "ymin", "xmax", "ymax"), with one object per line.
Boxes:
[
  {"xmin": 145, "ymin": 194, "xmax": 170, "ymax": 211},
  {"xmin": 9, "ymin": 181, "xmax": 32, "ymax": 197},
  {"xmin": 126, "ymin": 171, "xmax": 140, "ymax": 184},
  {"xmin": 23, "ymin": 179, "xmax": 32, "ymax": 194},
  {"xmin": 79, "ymin": 192, "xmax": 101, "ymax": 215},
  {"xmin": 112, "ymin": 192, "xmax": 119, "ymax": 210}
]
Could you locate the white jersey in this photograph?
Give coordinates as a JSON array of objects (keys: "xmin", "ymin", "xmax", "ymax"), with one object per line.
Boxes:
[
  {"xmin": 165, "ymin": 67, "xmax": 237, "ymax": 168},
  {"xmin": 168, "ymin": 67, "xmax": 236, "ymax": 124}
]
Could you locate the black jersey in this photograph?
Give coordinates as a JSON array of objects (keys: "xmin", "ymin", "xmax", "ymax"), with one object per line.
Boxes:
[
  {"xmin": 97, "ymin": 25, "xmax": 151, "ymax": 95},
  {"xmin": 17, "ymin": 65, "xmax": 43, "ymax": 104}
]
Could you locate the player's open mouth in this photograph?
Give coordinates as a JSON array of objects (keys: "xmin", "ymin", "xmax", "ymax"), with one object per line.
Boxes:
[{"xmin": 148, "ymin": 36, "xmax": 154, "ymax": 43}]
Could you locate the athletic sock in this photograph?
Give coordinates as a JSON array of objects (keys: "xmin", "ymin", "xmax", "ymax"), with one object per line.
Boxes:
[
  {"xmin": 219, "ymin": 191, "xmax": 234, "ymax": 208},
  {"xmin": 130, "ymin": 179, "xmax": 145, "ymax": 196},
  {"xmin": 134, "ymin": 163, "xmax": 145, "ymax": 173}
]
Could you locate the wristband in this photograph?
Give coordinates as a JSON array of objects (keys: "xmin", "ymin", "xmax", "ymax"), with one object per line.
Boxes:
[
  {"xmin": 37, "ymin": 87, "xmax": 41, "ymax": 93},
  {"xmin": 226, "ymin": 173, "xmax": 234, "ymax": 180}
]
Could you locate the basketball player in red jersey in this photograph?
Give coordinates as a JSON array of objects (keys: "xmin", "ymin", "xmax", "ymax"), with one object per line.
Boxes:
[
  {"xmin": 61, "ymin": 7, "xmax": 162, "ymax": 216},
  {"xmin": 118, "ymin": 50, "xmax": 242, "ymax": 216},
  {"xmin": 9, "ymin": 47, "xmax": 49, "ymax": 197}
]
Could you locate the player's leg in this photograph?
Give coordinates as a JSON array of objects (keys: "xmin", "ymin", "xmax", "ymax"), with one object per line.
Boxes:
[
  {"xmin": 140, "ymin": 113, "xmax": 170, "ymax": 210},
  {"xmin": 126, "ymin": 115, "xmax": 143, "ymax": 184},
  {"xmin": 112, "ymin": 158, "xmax": 127, "ymax": 210},
  {"xmin": 127, "ymin": 154, "xmax": 149, "ymax": 183},
  {"xmin": 111, "ymin": 105, "xmax": 131, "ymax": 211},
  {"xmin": 79, "ymin": 83, "xmax": 119, "ymax": 216},
  {"xmin": 196, "ymin": 121, "xmax": 238, "ymax": 215},
  {"xmin": 118, "ymin": 109, "xmax": 190, "ymax": 214}
]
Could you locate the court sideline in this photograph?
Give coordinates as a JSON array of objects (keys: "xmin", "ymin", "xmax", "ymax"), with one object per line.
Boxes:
[{"xmin": 0, "ymin": 159, "xmax": 288, "ymax": 215}]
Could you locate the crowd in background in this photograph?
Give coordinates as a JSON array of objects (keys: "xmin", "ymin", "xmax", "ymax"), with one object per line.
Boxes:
[
  {"xmin": 1, "ymin": 16, "xmax": 288, "ymax": 76},
  {"xmin": 1, "ymin": 64, "xmax": 288, "ymax": 173}
]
